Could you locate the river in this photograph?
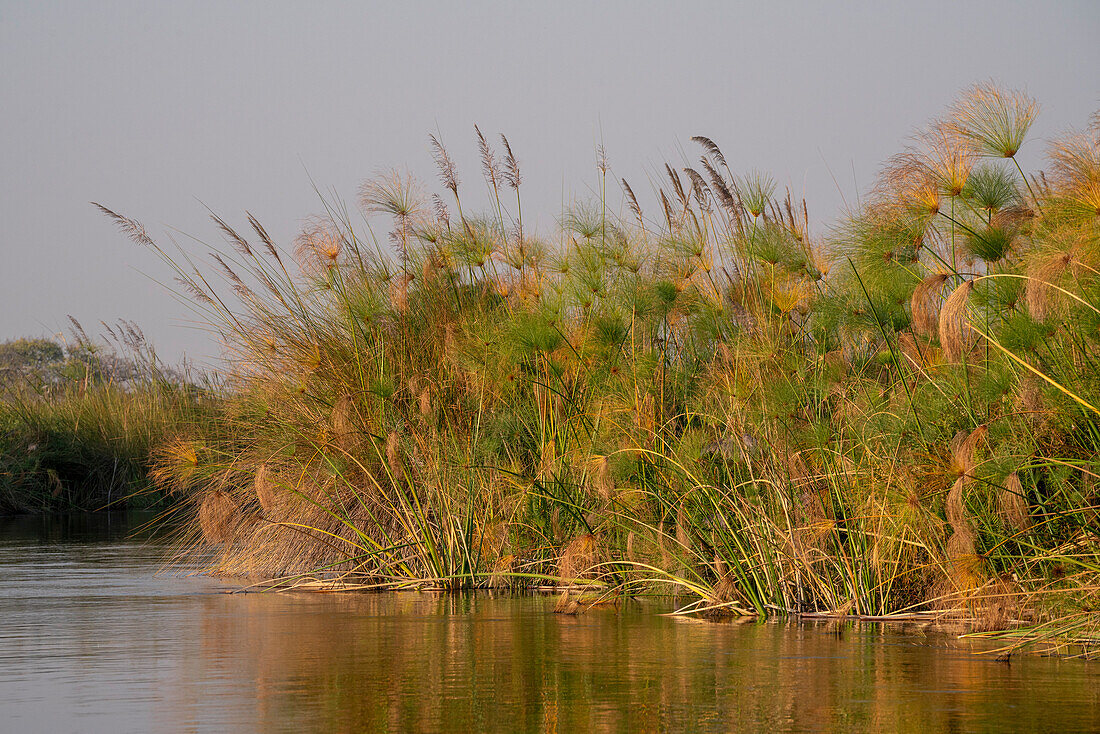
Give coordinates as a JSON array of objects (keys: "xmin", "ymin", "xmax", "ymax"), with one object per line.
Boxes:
[{"xmin": 1, "ymin": 514, "xmax": 1098, "ymax": 733}]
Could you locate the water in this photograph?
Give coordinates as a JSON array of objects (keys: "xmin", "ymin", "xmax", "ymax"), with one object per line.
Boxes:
[{"xmin": 0, "ymin": 515, "xmax": 1098, "ymax": 733}]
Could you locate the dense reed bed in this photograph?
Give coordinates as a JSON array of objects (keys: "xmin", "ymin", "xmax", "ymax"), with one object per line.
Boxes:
[
  {"xmin": 101, "ymin": 84, "xmax": 1100, "ymax": 655},
  {"xmin": 0, "ymin": 330, "xmax": 208, "ymax": 513}
]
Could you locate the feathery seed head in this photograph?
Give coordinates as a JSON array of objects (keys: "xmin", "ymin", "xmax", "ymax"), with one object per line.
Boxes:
[
  {"xmin": 474, "ymin": 125, "xmax": 500, "ymax": 190},
  {"xmin": 923, "ymin": 121, "xmax": 977, "ymax": 196},
  {"xmin": 385, "ymin": 430, "xmax": 403, "ymax": 477},
  {"xmin": 950, "ymin": 82, "xmax": 1038, "ymax": 159},
  {"xmin": 199, "ymin": 490, "xmax": 239, "ymax": 544},
  {"xmin": 500, "ymin": 134, "xmax": 522, "ymax": 189},
  {"xmin": 360, "ymin": 170, "xmax": 423, "ymax": 224},
  {"xmin": 93, "ymin": 203, "xmax": 156, "ymax": 248},
  {"xmin": 737, "ymin": 170, "xmax": 776, "ymax": 218},
  {"xmin": 558, "ymin": 533, "xmax": 600, "ymax": 583},
  {"xmin": 1048, "ymin": 125, "xmax": 1100, "ymax": 216},
  {"xmin": 255, "ymin": 464, "xmax": 277, "ymax": 514},
  {"xmin": 691, "ymin": 135, "xmax": 728, "ymax": 170},
  {"xmin": 1027, "ymin": 250, "xmax": 1073, "ymax": 319},
  {"xmin": 429, "ymin": 134, "xmax": 459, "ymax": 194}
]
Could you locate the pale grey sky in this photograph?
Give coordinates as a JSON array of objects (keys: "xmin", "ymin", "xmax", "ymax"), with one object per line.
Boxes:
[{"xmin": 2, "ymin": 0, "xmax": 1098, "ymax": 365}]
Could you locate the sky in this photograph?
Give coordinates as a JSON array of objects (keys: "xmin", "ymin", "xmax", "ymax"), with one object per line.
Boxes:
[{"xmin": 2, "ymin": 0, "xmax": 1098, "ymax": 366}]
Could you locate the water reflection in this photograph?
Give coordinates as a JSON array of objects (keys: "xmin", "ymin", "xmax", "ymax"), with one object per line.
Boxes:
[{"xmin": 1, "ymin": 515, "xmax": 1098, "ymax": 733}]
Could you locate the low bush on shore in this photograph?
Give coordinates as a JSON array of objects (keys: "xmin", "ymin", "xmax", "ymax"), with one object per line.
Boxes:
[
  {"xmin": 0, "ymin": 331, "xmax": 209, "ymax": 513},
  {"xmin": 100, "ymin": 84, "xmax": 1100, "ymax": 654}
]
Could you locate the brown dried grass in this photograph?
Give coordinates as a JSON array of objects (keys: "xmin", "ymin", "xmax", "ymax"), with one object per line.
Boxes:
[
  {"xmin": 558, "ymin": 533, "xmax": 600, "ymax": 584},
  {"xmin": 199, "ymin": 489, "xmax": 240, "ymax": 544},
  {"xmin": 388, "ymin": 274, "xmax": 410, "ymax": 315},
  {"xmin": 1026, "ymin": 251, "xmax": 1072, "ymax": 320},
  {"xmin": 254, "ymin": 464, "xmax": 277, "ymax": 514},
  {"xmin": 385, "ymin": 431, "xmax": 403, "ymax": 478},
  {"xmin": 998, "ymin": 472, "xmax": 1032, "ymax": 533},
  {"xmin": 945, "ymin": 528, "xmax": 986, "ymax": 594},
  {"xmin": 911, "ymin": 272, "xmax": 950, "ymax": 337},
  {"xmin": 897, "ymin": 332, "xmax": 939, "ymax": 370},
  {"xmin": 945, "ymin": 476, "xmax": 970, "ymax": 530},
  {"xmin": 938, "ymin": 279, "xmax": 975, "ymax": 362},
  {"xmin": 591, "ymin": 454, "xmax": 614, "ymax": 501},
  {"xmin": 331, "ymin": 394, "xmax": 356, "ymax": 446},
  {"xmin": 949, "ymin": 424, "xmax": 987, "ymax": 479},
  {"xmin": 976, "ymin": 574, "xmax": 1024, "ymax": 631},
  {"xmin": 675, "ymin": 502, "xmax": 692, "ymax": 552}
]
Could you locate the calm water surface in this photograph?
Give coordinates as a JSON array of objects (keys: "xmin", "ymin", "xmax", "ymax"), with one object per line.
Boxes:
[{"xmin": 0, "ymin": 514, "xmax": 1098, "ymax": 733}]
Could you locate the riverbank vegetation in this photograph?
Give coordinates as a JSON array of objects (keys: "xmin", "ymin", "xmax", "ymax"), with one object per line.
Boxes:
[
  {"xmin": 97, "ymin": 84, "xmax": 1099, "ymax": 655},
  {"xmin": 0, "ymin": 330, "xmax": 208, "ymax": 513}
]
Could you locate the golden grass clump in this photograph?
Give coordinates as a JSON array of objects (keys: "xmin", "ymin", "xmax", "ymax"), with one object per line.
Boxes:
[
  {"xmin": 911, "ymin": 272, "xmax": 950, "ymax": 337},
  {"xmin": 385, "ymin": 431, "xmax": 403, "ymax": 478},
  {"xmin": 937, "ymin": 279, "xmax": 975, "ymax": 362},
  {"xmin": 254, "ymin": 464, "xmax": 277, "ymax": 514},
  {"xmin": 558, "ymin": 533, "xmax": 600, "ymax": 585},
  {"xmin": 1026, "ymin": 251, "xmax": 1072, "ymax": 320},
  {"xmin": 199, "ymin": 489, "xmax": 240, "ymax": 544},
  {"xmin": 998, "ymin": 472, "xmax": 1031, "ymax": 533},
  {"xmin": 949, "ymin": 424, "xmax": 987, "ymax": 479}
]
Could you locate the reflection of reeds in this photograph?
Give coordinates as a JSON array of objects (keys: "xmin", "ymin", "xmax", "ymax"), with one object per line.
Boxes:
[{"xmin": 178, "ymin": 592, "xmax": 1100, "ymax": 732}]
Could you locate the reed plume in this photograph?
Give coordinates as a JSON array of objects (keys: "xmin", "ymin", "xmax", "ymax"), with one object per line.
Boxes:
[
  {"xmin": 500, "ymin": 134, "xmax": 521, "ymax": 189},
  {"xmin": 91, "ymin": 203, "xmax": 156, "ymax": 248},
  {"xmin": 429, "ymin": 134, "xmax": 459, "ymax": 194}
]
